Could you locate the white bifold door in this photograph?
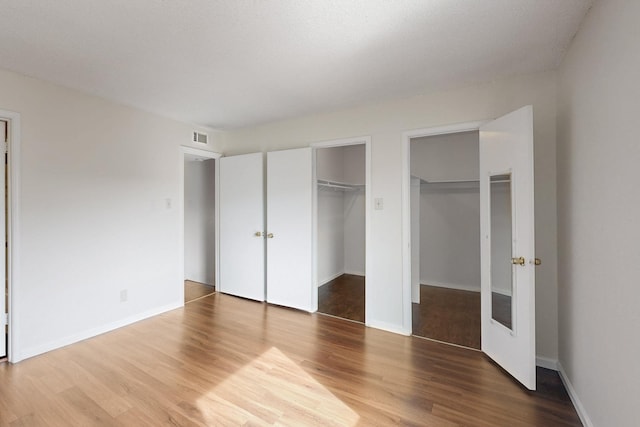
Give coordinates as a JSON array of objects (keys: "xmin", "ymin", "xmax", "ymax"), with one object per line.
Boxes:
[
  {"xmin": 480, "ymin": 105, "xmax": 536, "ymax": 390},
  {"xmin": 0, "ymin": 121, "xmax": 5, "ymax": 358},
  {"xmin": 218, "ymin": 148, "xmax": 314, "ymax": 312},
  {"xmin": 219, "ymin": 152, "xmax": 265, "ymax": 301},
  {"xmin": 266, "ymin": 148, "xmax": 314, "ymax": 311}
]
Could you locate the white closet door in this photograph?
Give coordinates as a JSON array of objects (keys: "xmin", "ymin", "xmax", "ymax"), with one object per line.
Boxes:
[
  {"xmin": 266, "ymin": 148, "xmax": 314, "ymax": 311},
  {"xmin": 480, "ymin": 105, "xmax": 536, "ymax": 390},
  {"xmin": 0, "ymin": 121, "xmax": 5, "ymax": 358},
  {"xmin": 219, "ymin": 152, "xmax": 265, "ymax": 301}
]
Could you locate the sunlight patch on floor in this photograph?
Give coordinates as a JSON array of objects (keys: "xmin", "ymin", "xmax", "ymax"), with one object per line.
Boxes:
[{"xmin": 196, "ymin": 347, "xmax": 360, "ymax": 426}]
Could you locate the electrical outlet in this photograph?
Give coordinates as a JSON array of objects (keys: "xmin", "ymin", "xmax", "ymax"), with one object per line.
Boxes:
[
  {"xmin": 165, "ymin": 198, "xmax": 172, "ymax": 209},
  {"xmin": 120, "ymin": 289, "xmax": 128, "ymax": 302}
]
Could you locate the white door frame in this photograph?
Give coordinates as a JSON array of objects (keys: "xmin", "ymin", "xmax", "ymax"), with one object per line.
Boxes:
[
  {"xmin": 401, "ymin": 121, "xmax": 485, "ymax": 333},
  {"xmin": 179, "ymin": 146, "xmax": 222, "ymax": 303},
  {"xmin": 0, "ymin": 109, "xmax": 21, "ymax": 363},
  {"xmin": 310, "ymin": 136, "xmax": 372, "ymax": 323}
]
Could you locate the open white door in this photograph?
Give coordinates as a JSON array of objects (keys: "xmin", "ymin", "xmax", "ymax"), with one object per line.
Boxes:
[
  {"xmin": 266, "ymin": 148, "xmax": 314, "ymax": 311},
  {"xmin": 480, "ymin": 105, "xmax": 536, "ymax": 390},
  {"xmin": 219, "ymin": 152, "xmax": 265, "ymax": 301},
  {"xmin": 0, "ymin": 121, "xmax": 6, "ymax": 358}
]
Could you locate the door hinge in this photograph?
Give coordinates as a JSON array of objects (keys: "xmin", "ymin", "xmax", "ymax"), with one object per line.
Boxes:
[{"xmin": 1, "ymin": 313, "xmax": 7, "ymax": 327}]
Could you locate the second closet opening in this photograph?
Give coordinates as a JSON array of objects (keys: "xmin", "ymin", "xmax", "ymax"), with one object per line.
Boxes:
[
  {"xmin": 410, "ymin": 131, "xmax": 482, "ymax": 349},
  {"xmin": 316, "ymin": 144, "xmax": 366, "ymax": 323}
]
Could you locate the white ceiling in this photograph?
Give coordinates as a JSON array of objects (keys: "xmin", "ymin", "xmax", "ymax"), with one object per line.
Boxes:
[{"xmin": 0, "ymin": 1, "xmax": 593, "ymax": 129}]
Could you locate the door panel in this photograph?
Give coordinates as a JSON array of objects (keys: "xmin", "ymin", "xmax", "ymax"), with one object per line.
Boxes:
[
  {"xmin": 480, "ymin": 106, "xmax": 536, "ymax": 390},
  {"xmin": 266, "ymin": 148, "xmax": 314, "ymax": 311},
  {"xmin": 219, "ymin": 153, "xmax": 265, "ymax": 301},
  {"xmin": 0, "ymin": 121, "xmax": 6, "ymax": 358}
]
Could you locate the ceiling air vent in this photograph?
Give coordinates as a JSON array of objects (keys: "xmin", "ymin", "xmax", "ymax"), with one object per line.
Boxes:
[{"xmin": 192, "ymin": 131, "xmax": 208, "ymax": 144}]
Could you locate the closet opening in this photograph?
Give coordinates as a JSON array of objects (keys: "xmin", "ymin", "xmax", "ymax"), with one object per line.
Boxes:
[
  {"xmin": 315, "ymin": 144, "xmax": 366, "ymax": 323},
  {"xmin": 410, "ymin": 130, "xmax": 482, "ymax": 349},
  {"xmin": 182, "ymin": 148, "xmax": 220, "ymax": 304}
]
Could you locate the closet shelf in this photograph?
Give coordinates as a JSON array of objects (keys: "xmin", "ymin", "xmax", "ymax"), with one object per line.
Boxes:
[
  {"xmin": 420, "ymin": 178, "xmax": 479, "ymax": 185},
  {"xmin": 317, "ymin": 179, "xmax": 364, "ymax": 191}
]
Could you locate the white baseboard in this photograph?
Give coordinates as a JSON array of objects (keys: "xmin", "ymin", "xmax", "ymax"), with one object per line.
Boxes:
[
  {"xmin": 343, "ymin": 270, "xmax": 365, "ymax": 277},
  {"xmin": 366, "ymin": 319, "xmax": 411, "ymax": 336},
  {"xmin": 318, "ymin": 271, "xmax": 344, "ymax": 287},
  {"xmin": 557, "ymin": 361, "xmax": 594, "ymax": 427},
  {"xmin": 536, "ymin": 356, "xmax": 558, "ymax": 370},
  {"xmin": 421, "ymin": 280, "xmax": 480, "ymax": 293},
  {"xmin": 14, "ymin": 300, "xmax": 183, "ymax": 363}
]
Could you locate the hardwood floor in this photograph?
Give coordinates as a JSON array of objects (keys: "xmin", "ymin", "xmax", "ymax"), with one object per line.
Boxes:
[
  {"xmin": 412, "ymin": 285, "xmax": 481, "ymax": 349},
  {"xmin": 184, "ymin": 280, "xmax": 215, "ymax": 303},
  {"xmin": 0, "ymin": 292, "xmax": 581, "ymax": 426},
  {"xmin": 317, "ymin": 274, "xmax": 365, "ymax": 323}
]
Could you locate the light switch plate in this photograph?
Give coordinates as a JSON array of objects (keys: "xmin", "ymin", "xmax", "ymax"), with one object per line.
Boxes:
[{"xmin": 374, "ymin": 198, "xmax": 384, "ymax": 210}]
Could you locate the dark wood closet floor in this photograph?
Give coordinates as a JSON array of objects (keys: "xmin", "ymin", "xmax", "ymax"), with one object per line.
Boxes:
[
  {"xmin": 184, "ymin": 280, "xmax": 215, "ymax": 303},
  {"xmin": 317, "ymin": 274, "xmax": 365, "ymax": 323},
  {"xmin": 0, "ymin": 292, "xmax": 581, "ymax": 426},
  {"xmin": 412, "ymin": 285, "xmax": 514, "ymax": 349},
  {"xmin": 412, "ymin": 285, "xmax": 481, "ymax": 349}
]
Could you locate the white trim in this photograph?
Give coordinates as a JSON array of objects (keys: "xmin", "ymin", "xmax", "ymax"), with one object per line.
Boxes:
[
  {"xmin": 311, "ymin": 136, "xmax": 369, "ymax": 148},
  {"xmin": 311, "ymin": 136, "xmax": 372, "ymax": 325},
  {"xmin": 558, "ymin": 362, "xmax": 594, "ymax": 427},
  {"xmin": 181, "ymin": 146, "xmax": 221, "ymax": 160},
  {"xmin": 367, "ymin": 320, "xmax": 411, "ymax": 336},
  {"xmin": 535, "ymin": 356, "xmax": 558, "ymax": 370},
  {"xmin": 402, "ymin": 120, "xmax": 486, "ymax": 334},
  {"xmin": 343, "ymin": 270, "xmax": 365, "ymax": 277},
  {"xmin": 0, "ymin": 109, "xmax": 21, "ymax": 363},
  {"xmin": 14, "ymin": 301, "xmax": 183, "ymax": 363},
  {"xmin": 421, "ymin": 280, "xmax": 481, "ymax": 293},
  {"xmin": 178, "ymin": 146, "xmax": 222, "ymax": 305}
]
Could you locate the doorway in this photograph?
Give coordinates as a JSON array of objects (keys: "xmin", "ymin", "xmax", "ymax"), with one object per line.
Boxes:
[
  {"xmin": 1, "ymin": 119, "xmax": 6, "ymax": 359},
  {"xmin": 409, "ymin": 131, "xmax": 481, "ymax": 348},
  {"xmin": 181, "ymin": 147, "xmax": 220, "ymax": 304},
  {"xmin": 402, "ymin": 107, "xmax": 537, "ymax": 390},
  {"xmin": 313, "ymin": 139, "xmax": 370, "ymax": 323},
  {"xmin": 0, "ymin": 109, "xmax": 16, "ymax": 363}
]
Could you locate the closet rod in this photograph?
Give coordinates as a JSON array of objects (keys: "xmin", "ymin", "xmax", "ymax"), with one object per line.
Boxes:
[
  {"xmin": 317, "ymin": 179, "xmax": 364, "ymax": 191},
  {"xmin": 420, "ymin": 178, "xmax": 479, "ymax": 185}
]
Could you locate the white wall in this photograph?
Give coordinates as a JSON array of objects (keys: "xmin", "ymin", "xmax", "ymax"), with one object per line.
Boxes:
[
  {"xmin": 184, "ymin": 159, "xmax": 216, "ymax": 285},
  {"xmin": 0, "ymin": 67, "xmax": 220, "ymax": 361},
  {"xmin": 557, "ymin": 1, "xmax": 640, "ymax": 426},
  {"xmin": 343, "ymin": 145, "xmax": 366, "ymax": 185},
  {"xmin": 221, "ymin": 69, "xmax": 559, "ymax": 357},
  {"xmin": 411, "ymin": 131, "xmax": 479, "ymax": 181},
  {"xmin": 419, "ymin": 185, "xmax": 481, "ymax": 292},
  {"xmin": 343, "ymin": 145, "xmax": 365, "ymax": 275},
  {"xmin": 317, "ymin": 147, "xmax": 345, "ymax": 284},
  {"xmin": 316, "ymin": 146, "xmax": 344, "ymax": 182},
  {"xmin": 410, "ymin": 177, "xmax": 420, "ymax": 303},
  {"xmin": 317, "ymin": 190, "xmax": 344, "ymax": 284},
  {"xmin": 343, "ymin": 190, "xmax": 365, "ymax": 275}
]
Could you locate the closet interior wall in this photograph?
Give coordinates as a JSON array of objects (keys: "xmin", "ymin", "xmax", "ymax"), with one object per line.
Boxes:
[
  {"xmin": 317, "ymin": 145, "xmax": 365, "ymax": 286},
  {"xmin": 184, "ymin": 158, "xmax": 216, "ymax": 286},
  {"xmin": 411, "ymin": 131, "xmax": 481, "ymax": 294}
]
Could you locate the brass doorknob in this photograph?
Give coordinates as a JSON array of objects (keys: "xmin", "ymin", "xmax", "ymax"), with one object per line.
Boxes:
[
  {"xmin": 534, "ymin": 258, "xmax": 541, "ymax": 266},
  {"xmin": 254, "ymin": 231, "xmax": 263, "ymax": 237},
  {"xmin": 267, "ymin": 233, "xmax": 274, "ymax": 239},
  {"xmin": 511, "ymin": 256, "xmax": 525, "ymax": 266}
]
